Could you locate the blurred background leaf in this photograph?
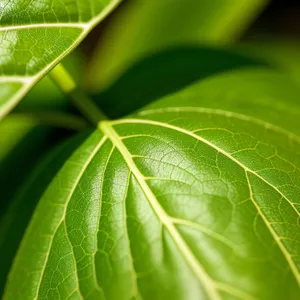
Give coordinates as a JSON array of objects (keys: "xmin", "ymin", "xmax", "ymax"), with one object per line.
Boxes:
[
  {"xmin": 85, "ymin": 0, "xmax": 268, "ymax": 90},
  {"xmin": 0, "ymin": 118, "xmax": 60, "ymax": 217},
  {"xmin": 238, "ymin": 38, "xmax": 300, "ymax": 85},
  {"xmin": 92, "ymin": 46, "xmax": 266, "ymax": 118},
  {"xmin": 0, "ymin": 52, "xmax": 86, "ymax": 221}
]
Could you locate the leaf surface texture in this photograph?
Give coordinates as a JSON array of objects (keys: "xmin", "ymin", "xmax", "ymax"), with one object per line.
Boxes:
[{"xmin": 4, "ymin": 70, "xmax": 300, "ymax": 299}]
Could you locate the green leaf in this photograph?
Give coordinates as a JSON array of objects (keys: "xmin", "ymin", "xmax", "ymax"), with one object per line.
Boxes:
[
  {"xmin": 15, "ymin": 50, "xmax": 85, "ymax": 112},
  {"xmin": 0, "ymin": 113, "xmax": 86, "ymax": 217},
  {"xmin": 239, "ymin": 39, "xmax": 300, "ymax": 85},
  {"xmin": 0, "ymin": 116, "xmax": 58, "ymax": 216},
  {"xmin": 0, "ymin": 50, "xmax": 86, "ymax": 218},
  {"xmin": 94, "ymin": 46, "xmax": 266, "ymax": 118},
  {"xmin": 86, "ymin": 0, "xmax": 268, "ymax": 90},
  {"xmin": 0, "ymin": 0, "xmax": 121, "ymax": 120},
  {"xmin": 0, "ymin": 131, "xmax": 90, "ymax": 297},
  {"xmin": 4, "ymin": 68, "xmax": 300, "ymax": 299}
]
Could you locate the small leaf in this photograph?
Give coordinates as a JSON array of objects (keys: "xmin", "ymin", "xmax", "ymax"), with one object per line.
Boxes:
[
  {"xmin": 4, "ymin": 68, "xmax": 300, "ymax": 299},
  {"xmin": 0, "ymin": 0, "xmax": 121, "ymax": 120}
]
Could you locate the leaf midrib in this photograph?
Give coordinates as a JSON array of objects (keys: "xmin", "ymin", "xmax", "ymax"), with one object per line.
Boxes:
[
  {"xmin": 99, "ymin": 121, "xmax": 222, "ymax": 300},
  {"xmin": 0, "ymin": 23, "xmax": 87, "ymax": 31}
]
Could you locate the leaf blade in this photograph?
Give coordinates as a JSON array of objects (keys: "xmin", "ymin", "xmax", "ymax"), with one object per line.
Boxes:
[
  {"xmin": 4, "ymin": 69, "xmax": 300, "ymax": 299},
  {"xmin": 0, "ymin": 130, "xmax": 90, "ymax": 297},
  {"xmin": 0, "ymin": 0, "xmax": 121, "ymax": 119},
  {"xmin": 109, "ymin": 116, "xmax": 300, "ymax": 285},
  {"xmin": 100, "ymin": 121, "xmax": 221, "ymax": 299}
]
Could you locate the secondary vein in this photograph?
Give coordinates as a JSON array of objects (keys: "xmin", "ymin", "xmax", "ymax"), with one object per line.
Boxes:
[
  {"xmin": 138, "ymin": 106, "xmax": 300, "ymax": 144},
  {"xmin": 110, "ymin": 118, "xmax": 300, "ymax": 284},
  {"xmin": 113, "ymin": 118, "xmax": 300, "ymax": 218},
  {"xmin": 34, "ymin": 135, "xmax": 107, "ymax": 300},
  {"xmin": 245, "ymin": 171, "xmax": 300, "ymax": 284}
]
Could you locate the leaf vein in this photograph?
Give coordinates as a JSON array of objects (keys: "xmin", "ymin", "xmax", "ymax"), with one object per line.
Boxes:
[
  {"xmin": 99, "ymin": 121, "xmax": 222, "ymax": 300},
  {"xmin": 94, "ymin": 144, "xmax": 115, "ymax": 296},
  {"xmin": 114, "ymin": 119, "xmax": 300, "ymax": 218},
  {"xmin": 138, "ymin": 107, "xmax": 300, "ymax": 143},
  {"xmin": 0, "ymin": 23, "xmax": 87, "ymax": 31},
  {"xmin": 111, "ymin": 118, "xmax": 300, "ymax": 284},
  {"xmin": 34, "ymin": 135, "xmax": 107, "ymax": 299},
  {"xmin": 245, "ymin": 171, "xmax": 300, "ymax": 284}
]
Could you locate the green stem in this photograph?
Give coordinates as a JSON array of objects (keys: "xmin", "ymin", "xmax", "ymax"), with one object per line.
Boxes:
[
  {"xmin": 49, "ymin": 64, "xmax": 108, "ymax": 125},
  {"xmin": 11, "ymin": 110, "xmax": 89, "ymax": 131}
]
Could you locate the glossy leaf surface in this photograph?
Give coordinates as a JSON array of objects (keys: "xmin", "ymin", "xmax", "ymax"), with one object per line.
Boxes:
[
  {"xmin": 0, "ymin": 0, "xmax": 121, "ymax": 119},
  {"xmin": 4, "ymin": 69, "xmax": 300, "ymax": 299},
  {"xmin": 14, "ymin": 50, "xmax": 85, "ymax": 112}
]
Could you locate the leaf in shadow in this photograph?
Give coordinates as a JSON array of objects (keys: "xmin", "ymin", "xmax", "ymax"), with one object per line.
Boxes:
[{"xmin": 93, "ymin": 46, "xmax": 267, "ymax": 118}]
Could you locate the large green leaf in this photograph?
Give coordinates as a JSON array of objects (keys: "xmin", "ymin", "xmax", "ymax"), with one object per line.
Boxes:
[
  {"xmin": 86, "ymin": 0, "xmax": 268, "ymax": 90},
  {"xmin": 0, "ymin": 0, "xmax": 121, "ymax": 120},
  {"xmin": 4, "ymin": 68, "xmax": 300, "ymax": 299},
  {"xmin": 0, "ymin": 47, "xmax": 264, "ymax": 294}
]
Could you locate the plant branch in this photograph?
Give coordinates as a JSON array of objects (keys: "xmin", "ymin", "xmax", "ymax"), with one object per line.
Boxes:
[
  {"xmin": 49, "ymin": 64, "xmax": 108, "ymax": 125},
  {"xmin": 11, "ymin": 110, "xmax": 89, "ymax": 131}
]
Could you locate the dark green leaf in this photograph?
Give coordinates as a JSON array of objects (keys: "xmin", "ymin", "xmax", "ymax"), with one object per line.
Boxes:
[
  {"xmin": 0, "ymin": 117, "xmax": 59, "ymax": 215},
  {"xmin": 94, "ymin": 46, "xmax": 266, "ymax": 118}
]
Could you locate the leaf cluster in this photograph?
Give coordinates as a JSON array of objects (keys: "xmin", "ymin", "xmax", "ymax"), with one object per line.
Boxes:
[{"xmin": 0, "ymin": 1, "xmax": 300, "ymax": 299}]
